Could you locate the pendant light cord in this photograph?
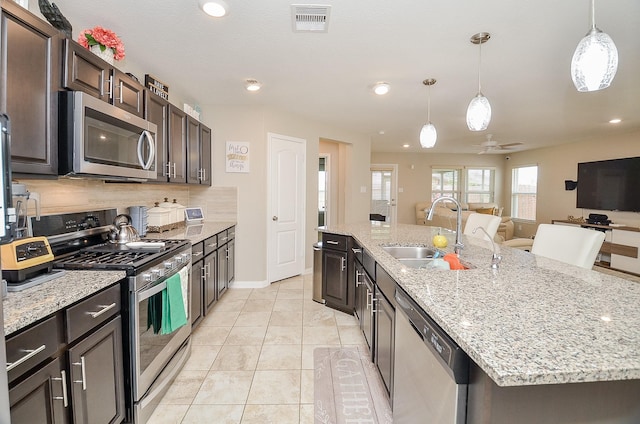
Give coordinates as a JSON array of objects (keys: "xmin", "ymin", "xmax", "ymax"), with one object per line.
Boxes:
[
  {"xmin": 477, "ymin": 40, "xmax": 483, "ymax": 94},
  {"xmin": 590, "ymin": 0, "xmax": 596, "ymax": 30},
  {"xmin": 427, "ymin": 84, "xmax": 431, "ymax": 123}
]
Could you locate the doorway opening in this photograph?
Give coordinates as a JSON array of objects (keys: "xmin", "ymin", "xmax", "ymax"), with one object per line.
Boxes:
[
  {"xmin": 370, "ymin": 164, "xmax": 398, "ymax": 224},
  {"xmin": 318, "ymin": 155, "xmax": 329, "ymax": 227}
]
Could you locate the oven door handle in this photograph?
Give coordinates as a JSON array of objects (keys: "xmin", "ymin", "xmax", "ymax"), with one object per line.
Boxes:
[{"xmin": 138, "ymin": 280, "xmax": 167, "ymax": 302}]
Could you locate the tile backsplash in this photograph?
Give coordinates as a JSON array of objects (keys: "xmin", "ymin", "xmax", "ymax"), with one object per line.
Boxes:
[{"xmin": 17, "ymin": 178, "xmax": 237, "ymax": 221}]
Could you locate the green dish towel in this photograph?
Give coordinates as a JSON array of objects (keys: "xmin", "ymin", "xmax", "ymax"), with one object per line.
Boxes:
[{"xmin": 161, "ymin": 272, "xmax": 188, "ymax": 335}]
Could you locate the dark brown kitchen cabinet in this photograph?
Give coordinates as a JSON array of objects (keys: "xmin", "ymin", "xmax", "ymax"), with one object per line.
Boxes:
[
  {"xmin": 166, "ymin": 104, "xmax": 188, "ymax": 183},
  {"xmin": 374, "ymin": 265, "xmax": 395, "ymax": 400},
  {"xmin": 67, "ymin": 316, "xmax": 125, "ymax": 424},
  {"xmin": 9, "ymin": 356, "xmax": 69, "ymax": 424},
  {"xmin": 204, "ymin": 248, "xmax": 217, "ymax": 311},
  {"xmin": 187, "ymin": 116, "xmax": 212, "ymax": 185},
  {"xmin": 190, "ymin": 242, "xmax": 205, "ymax": 327},
  {"xmin": 144, "ymin": 89, "xmax": 169, "ymax": 181},
  {"xmin": 0, "ymin": 0, "xmax": 60, "ymax": 175},
  {"xmin": 217, "ymin": 227, "xmax": 235, "ymax": 298},
  {"xmin": 62, "ymin": 38, "xmax": 144, "ymax": 118},
  {"xmin": 322, "ymin": 232, "xmax": 354, "ymax": 313}
]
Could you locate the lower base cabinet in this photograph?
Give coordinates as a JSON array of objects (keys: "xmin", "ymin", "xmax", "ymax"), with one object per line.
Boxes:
[
  {"xmin": 9, "ymin": 357, "xmax": 69, "ymax": 424},
  {"xmin": 68, "ymin": 316, "xmax": 125, "ymax": 424}
]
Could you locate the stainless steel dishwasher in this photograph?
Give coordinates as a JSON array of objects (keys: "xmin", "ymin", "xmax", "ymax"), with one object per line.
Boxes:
[{"xmin": 393, "ymin": 289, "xmax": 469, "ymax": 424}]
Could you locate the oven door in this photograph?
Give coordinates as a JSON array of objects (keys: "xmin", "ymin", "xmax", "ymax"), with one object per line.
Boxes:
[
  {"xmin": 132, "ymin": 263, "xmax": 191, "ymax": 400},
  {"xmin": 61, "ymin": 91, "xmax": 157, "ymax": 180}
]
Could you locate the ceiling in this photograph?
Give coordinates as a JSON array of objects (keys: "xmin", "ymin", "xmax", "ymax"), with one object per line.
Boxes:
[{"xmin": 51, "ymin": 0, "xmax": 640, "ymax": 154}]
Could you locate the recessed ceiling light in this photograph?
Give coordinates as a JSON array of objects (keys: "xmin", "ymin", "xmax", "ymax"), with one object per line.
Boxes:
[
  {"xmin": 609, "ymin": 118, "xmax": 621, "ymax": 124},
  {"xmin": 402, "ymin": 144, "xmax": 410, "ymax": 148},
  {"xmin": 378, "ymin": 130, "xmax": 385, "ymax": 135},
  {"xmin": 199, "ymin": 0, "xmax": 228, "ymax": 17},
  {"xmin": 373, "ymin": 82, "xmax": 390, "ymax": 96},
  {"xmin": 245, "ymin": 79, "xmax": 262, "ymax": 92}
]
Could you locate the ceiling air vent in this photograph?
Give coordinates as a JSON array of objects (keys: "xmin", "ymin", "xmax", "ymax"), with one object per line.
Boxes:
[{"xmin": 291, "ymin": 5, "xmax": 331, "ymax": 33}]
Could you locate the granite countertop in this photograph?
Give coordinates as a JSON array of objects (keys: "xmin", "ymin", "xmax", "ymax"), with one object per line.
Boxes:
[
  {"xmin": 320, "ymin": 222, "xmax": 640, "ymax": 387},
  {"xmin": 144, "ymin": 221, "xmax": 235, "ymax": 244},
  {"xmin": 3, "ymin": 270, "xmax": 126, "ymax": 336}
]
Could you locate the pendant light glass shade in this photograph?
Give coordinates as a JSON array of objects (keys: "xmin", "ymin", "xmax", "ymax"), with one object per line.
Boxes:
[
  {"xmin": 420, "ymin": 123, "xmax": 437, "ymax": 148},
  {"xmin": 466, "ymin": 93, "xmax": 492, "ymax": 131},
  {"xmin": 571, "ymin": 28, "xmax": 618, "ymax": 92},
  {"xmin": 467, "ymin": 33, "xmax": 491, "ymax": 132},
  {"xmin": 420, "ymin": 78, "xmax": 437, "ymax": 148}
]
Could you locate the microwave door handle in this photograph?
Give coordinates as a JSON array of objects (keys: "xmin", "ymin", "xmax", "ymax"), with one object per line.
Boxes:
[{"xmin": 137, "ymin": 130, "xmax": 155, "ymax": 170}]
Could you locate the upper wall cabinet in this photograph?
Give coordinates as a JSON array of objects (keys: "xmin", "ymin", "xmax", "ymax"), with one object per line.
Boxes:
[
  {"xmin": 0, "ymin": 0, "xmax": 61, "ymax": 176},
  {"xmin": 63, "ymin": 39, "xmax": 144, "ymax": 118},
  {"xmin": 186, "ymin": 115, "xmax": 212, "ymax": 185}
]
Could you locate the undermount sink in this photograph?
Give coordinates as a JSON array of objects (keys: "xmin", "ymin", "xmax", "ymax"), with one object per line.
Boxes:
[
  {"xmin": 381, "ymin": 246, "xmax": 437, "ymax": 259},
  {"xmin": 396, "ymin": 258, "xmax": 436, "ymax": 269}
]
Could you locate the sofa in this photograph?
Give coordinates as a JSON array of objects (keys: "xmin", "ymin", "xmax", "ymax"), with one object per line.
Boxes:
[{"xmin": 415, "ymin": 201, "xmax": 515, "ymax": 242}]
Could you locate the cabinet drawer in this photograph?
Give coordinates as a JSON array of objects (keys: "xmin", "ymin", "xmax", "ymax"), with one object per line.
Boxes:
[
  {"xmin": 66, "ymin": 284, "xmax": 121, "ymax": 343},
  {"xmin": 217, "ymin": 230, "xmax": 229, "ymax": 245},
  {"xmin": 322, "ymin": 233, "xmax": 347, "ymax": 251},
  {"xmin": 227, "ymin": 226, "xmax": 236, "ymax": 241},
  {"xmin": 363, "ymin": 248, "xmax": 376, "ymax": 280},
  {"xmin": 6, "ymin": 313, "xmax": 64, "ymax": 384},
  {"xmin": 204, "ymin": 235, "xmax": 218, "ymax": 256},
  {"xmin": 192, "ymin": 241, "xmax": 204, "ymax": 261}
]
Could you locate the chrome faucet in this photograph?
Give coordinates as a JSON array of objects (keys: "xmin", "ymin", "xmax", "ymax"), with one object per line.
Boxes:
[
  {"xmin": 426, "ymin": 197, "xmax": 463, "ymax": 255},
  {"xmin": 473, "ymin": 226, "xmax": 502, "ymax": 269}
]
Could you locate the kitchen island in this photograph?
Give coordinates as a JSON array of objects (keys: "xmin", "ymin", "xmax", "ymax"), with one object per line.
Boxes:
[{"xmin": 321, "ymin": 222, "xmax": 640, "ymax": 423}]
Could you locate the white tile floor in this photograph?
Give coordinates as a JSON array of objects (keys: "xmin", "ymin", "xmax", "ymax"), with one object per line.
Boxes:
[{"xmin": 148, "ymin": 274, "xmax": 368, "ymax": 424}]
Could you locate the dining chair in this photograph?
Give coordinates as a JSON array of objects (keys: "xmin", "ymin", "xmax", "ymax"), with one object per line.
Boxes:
[
  {"xmin": 463, "ymin": 213, "xmax": 502, "ymax": 242},
  {"xmin": 531, "ymin": 224, "xmax": 605, "ymax": 269}
]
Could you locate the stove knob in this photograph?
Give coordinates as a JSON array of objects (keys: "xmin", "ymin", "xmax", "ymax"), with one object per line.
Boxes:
[
  {"xmin": 164, "ymin": 261, "xmax": 174, "ymax": 270},
  {"xmin": 176, "ymin": 255, "xmax": 184, "ymax": 264},
  {"xmin": 143, "ymin": 273, "xmax": 152, "ymax": 282},
  {"xmin": 181, "ymin": 253, "xmax": 190, "ymax": 263},
  {"xmin": 151, "ymin": 269, "xmax": 161, "ymax": 279}
]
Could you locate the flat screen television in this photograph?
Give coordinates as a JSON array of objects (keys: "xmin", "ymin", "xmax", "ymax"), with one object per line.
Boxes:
[{"xmin": 577, "ymin": 157, "xmax": 640, "ymax": 212}]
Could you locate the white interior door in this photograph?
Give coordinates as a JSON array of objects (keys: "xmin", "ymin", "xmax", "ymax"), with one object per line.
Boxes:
[
  {"xmin": 370, "ymin": 164, "xmax": 398, "ymax": 224},
  {"xmin": 267, "ymin": 133, "xmax": 306, "ymax": 283}
]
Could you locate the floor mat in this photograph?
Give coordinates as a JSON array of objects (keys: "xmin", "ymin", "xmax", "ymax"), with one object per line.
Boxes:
[{"xmin": 314, "ymin": 347, "xmax": 393, "ymax": 424}]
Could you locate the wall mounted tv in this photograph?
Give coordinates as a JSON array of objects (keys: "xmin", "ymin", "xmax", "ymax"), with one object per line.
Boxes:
[{"xmin": 577, "ymin": 156, "xmax": 640, "ymax": 212}]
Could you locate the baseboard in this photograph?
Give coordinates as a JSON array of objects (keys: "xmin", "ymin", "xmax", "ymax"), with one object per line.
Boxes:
[{"xmin": 229, "ymin": 280, "xmax": 269, "ymax": 289}]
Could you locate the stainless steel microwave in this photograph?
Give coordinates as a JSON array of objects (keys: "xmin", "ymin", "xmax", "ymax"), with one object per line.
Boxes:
[{"xmin": 59, "ymin": 91, "xmax": 157, "ymax": 180}]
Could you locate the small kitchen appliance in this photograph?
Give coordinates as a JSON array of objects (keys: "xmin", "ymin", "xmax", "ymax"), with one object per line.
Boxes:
[{"xmin": 11, "ymin": 182, "xmax": 40, "ymax": 239}]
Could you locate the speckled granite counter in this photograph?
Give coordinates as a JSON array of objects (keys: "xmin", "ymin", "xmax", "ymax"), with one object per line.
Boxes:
[
  {"xmin": 144, "ymin": 221, "xmax": 235, "ymax": 244},
  {"xmin": 3, "ymin": 270, "xmax": 126, "ymax": 336},
  {"xmin": 320, "ymin": 222, "xmax": 640, "ymax": 387}
]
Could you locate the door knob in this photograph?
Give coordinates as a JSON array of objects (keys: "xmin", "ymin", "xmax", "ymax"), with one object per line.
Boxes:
[{"xmin": 272, "ymin": 216, "xmax": 278, "ymax": 221}]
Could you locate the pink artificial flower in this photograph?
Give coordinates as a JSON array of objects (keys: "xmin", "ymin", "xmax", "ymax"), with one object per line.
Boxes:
[{"xmin": 78, "ymin": 26, "xmax": 126, "ymax": 61}]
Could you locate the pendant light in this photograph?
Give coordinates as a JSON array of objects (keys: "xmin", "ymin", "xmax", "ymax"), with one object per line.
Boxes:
[
  {"xmin": 571, "ymin": 0, "xmax": 618, "ymax": 92},
  {"xmin": 419, "ymin": 78, "xmax": 437, "ymax": 148},
  {"xmin": 466, "ymin": 32, "xmax": 491, "ymax": 132}
]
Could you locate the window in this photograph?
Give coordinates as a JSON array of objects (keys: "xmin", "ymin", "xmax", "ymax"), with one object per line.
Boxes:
[
  {"xmin": 465, "ymin": 168, "xmax": 495, "ymax": 203},
  {"xmin": 431, "ymin": 168, "xmax": 460, "ymax": 201},
  {"xmin": 511, "ymin": 165, "xmax": 538, "ymax": 220}
]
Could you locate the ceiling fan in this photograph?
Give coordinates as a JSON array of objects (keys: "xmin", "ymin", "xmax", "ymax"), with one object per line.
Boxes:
[{"xmin": 474, "ymin": 134, "xmax": 523, "ymax": 154}]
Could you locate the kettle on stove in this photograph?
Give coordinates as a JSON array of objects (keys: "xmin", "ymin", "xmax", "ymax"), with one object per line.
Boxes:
[{"xmin": 110, "ymin": 214, "xmax": 141, "ymax": 244}]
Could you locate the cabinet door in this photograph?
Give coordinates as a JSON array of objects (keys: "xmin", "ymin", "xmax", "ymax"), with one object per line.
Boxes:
[
  {"xmin": 62, "ymin": 38, "xmax": 110, "ymax": 102},
  {"xmin": 205, "ymin": 251, "xmax": 218, "ymax": 311},
  {"xmin": 68, "ymin": 316, "xmax": 125, "ymax": 424},
  {"xmin": 9, "ymin": 356, "xmax": 69, "ymax": 424},
  {"xmin": 227, "ymin": 239, "xmax": 235, "ymax": 284},
  {"xmin": 145, "ymin": 90, "xmax": 169, "ymax": 181},
  {"xmin": 167, "ymin": 105, "xmax": 187, "ymax": 183},
  {"xmin": 1, "ymin": 1, "xmax": 60, "ymax": 175},
  {"xmin": 217, "ymin": 244, "xmax": 228, "ymax": 298},
  {"xmin": 199, "ymin": 124, "xmax": 212, "ymax": 185},
  {"xmin": 191, "ymin": 260, "xmax": 204, "ymax": 327},
  {"xmin": 354, "ymin": 261, "xmax": 364, "ymax": 322},
  {"xmin": 322, "ymin": 249, "xmax": 348, "ymax": 309},
  {"xmin": 361, "ymin": 275, "xmax": 374, "ymax": 354},
  {"xmin": 374, "ymin": 291, "xmax": 394, "ymax": 398},
  {"xmin": 112, "ymin": 69, "xmax": 144, "ymax": 117},
  {"xmin": 186, "ymin": 115, "xmax": 201, "ymax": 184}
]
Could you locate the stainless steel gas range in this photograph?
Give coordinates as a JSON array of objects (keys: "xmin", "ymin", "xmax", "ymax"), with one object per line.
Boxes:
[{"xmin": 33, "ymin": 209, "xmax": 192, "ymax": 424}]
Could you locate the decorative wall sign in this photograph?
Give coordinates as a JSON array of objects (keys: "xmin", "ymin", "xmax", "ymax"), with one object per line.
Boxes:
[
  {"xmin": 226, "ymin": 141, "xmax": 250, "ymax": 173},
  {"xmin": 145, "ymin": 74, "xmax": 169, "ymax": 100}
]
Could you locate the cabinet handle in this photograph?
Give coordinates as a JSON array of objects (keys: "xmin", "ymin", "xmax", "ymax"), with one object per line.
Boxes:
[
  {"xmin": 341, "ymin": 257, "xmax": 346, "ymax": 271},
  {"xmin": 172, "ymin": 163, "xmax": 177, "ymax": 178},
  {"xmin": 202, "ymin": 168, "xmax": 206, "ymax": 181},
  {"xmin": 326, "ymin": 240, "xmax": 339, "ymax": 245},
  {"xmin": 163, "ymin": 162, "xmax": 171, "ymax": 177},
  {"xmin": 205, "ymin": 263, "xmax": 211, "ymax": 279},
  {"xmin": 220, "ymin": 236, "xmax": 228, "ymax": 243},
  {"xmin": 72, "ymin": 357, "xmax": 87, "ymax": 390},
  {"xmin": 366, "ymin": 291, "xmax": 372, "ymax": 310},
  {"xmin": 117, "ymin": 81, "xmax": 124, "ymax": 103},
  {"xmin": 52, "ymin": 370, "xmax": 69, "ymax": 407},
  {"xmin": 371, "ymin": 297, "xmax": 379, "ymax": 314},
  {"xmin": 206, "ymin": 243, "xmax": 217, "ymax": 248},
  {"xmin": 355, "ymin": 270, "xmax": 364, "ymax": 287},
  {"xmin": 192, "ymin": 251, "xmax": 203, "ymax": 257},
  {"xmin": 201, "ymin": 266, "xmax": 206, "ymax": 281},
  {"xmin": 107, "ymin": 75, "xmax": 113, "ymax": 99},
  {"xmin": 352, "ymin": 248, "xmax": 362, "ymax": 254},
  {"xmin": 6, "ymin": 344, "xmax": 46, "ymax": 372},
  {"xmin": 88, "ymin": 302, "xmax": 117, "ymax": 319}
]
